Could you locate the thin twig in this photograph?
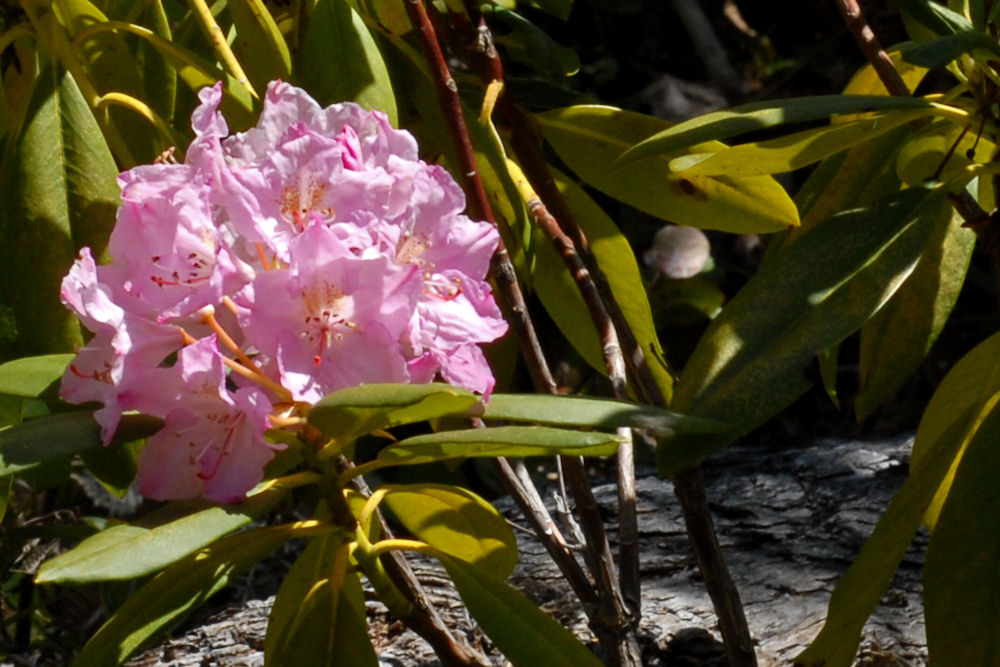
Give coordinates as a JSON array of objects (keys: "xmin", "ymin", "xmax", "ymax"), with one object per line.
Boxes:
[
  {"xmin": 455, "ymin": 12, "xmax": 756, "ymax": 666},
  {"xmin": 834, "ymin": 0, "xmax": 909, "ymax": 96}
]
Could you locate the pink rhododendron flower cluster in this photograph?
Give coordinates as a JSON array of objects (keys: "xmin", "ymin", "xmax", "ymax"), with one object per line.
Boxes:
[{"xmin": 60, "ymin": 81, "xmax": 507, "ymax": 503}]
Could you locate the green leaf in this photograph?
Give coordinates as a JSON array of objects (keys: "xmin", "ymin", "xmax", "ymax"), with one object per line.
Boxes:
[
  {"xmin": 37, "ymin": 481, "xmax": 291, "ymax": 583},
  {"xmin": 265, "ymin": 534, "xmax": 376, "ymax": 667},
  {"xmin": 525, "ymin": 0, "xmax": 573, "ymax": 20},
  {"xmin": 0, "ymin": 411, "xmax": 100, "ymax": 476},
  {"xmin": 924, "ymin": 403, "xmax": 1000, "ymax": 666},
  {"xmin": 437, "ymin": 553, "xmax": 603, "ymax": 667},
  {"xmin": 0, "ymin": 63, "xmax": 118, "ymax": 356},
  {"xmin": 0, "ymin": 412, "xmax": 159, "ymax": 478},
  {"xmin": 80, "ymin": 436, "xmax": 141, "ymax": 497},
  {"xmin": 536, "ymin": 105, "xmax": 799, "ymax": 233},
  {"xmin": 899, "ymin": 31, "xmax": 1000, "ymax": 67},
  {"xmin": 899, "ymin": 0, "xmax": 974, "ymax": 35},
  {"xmin": 299, "ymin": 0, "xmax": 397, "ymax": 125},
  {"xmin": 796, "ymin": 333, "xmax": 1000, "ymax": 667},
  {"xmin": 669, "ymin": 110, "xmax": 931, "ymax": 177},
  {"xmin": 484, "ymin": 7, "xmax": 579, "ymax": 80},
  {"xmin": 661, "ymin": 186, "xmax": 943, "ymax": 474},
  {"xmin": 914, "ymin": 332, "xmax": 1000, "ymax": 529},
  {"xmin": 0, "ymin": 475, "xmax": 12, "ymax": 525},
  {"xmin": 70, "ymin": 523, "xmax": 335, "ymax": 667},
  {"xmin": 382, "ymin": 483, "xmax": 518, "ymax": 576},
  {"xmin": 856, "ymin": 207, "xmax": 975, "ymax": 421},
  {"xmin": 377, "ymin": 425, "xmax": 621, "ymax": 466},
  {"xmin": 896, "ymin": 120, "xmax": 996, "ymax": 186},
  {"xmin": 227, "ymin": 0, "xmax": 292, "ymax": 93},
  {"xmin": 841, "ymin": 49, "xmax": 929, "ymax": 96},
  {"xmin": 529, "ymin": 167, "xmax": 673, "ymax": 398},
  {"xmin": 137, "ymin": 0, "xmax": 177, "ymax": 126},
  {"xmin": 53, "ymin": 0, "xmax": 161, "ymax": 164},
  {"xmin": 0, "ymin": 354, "xmax": 72, "ymax": 397},
  {"xmin": 617, "ymin": 95, "xmax": 944, "ymax": 165},
  {"xmin": 308, "ymin": 383, "xmax": 479, "ymax": 443},
  {"xmin": 478, "ymin": 393, "xmax": 726, "ymax": 435}
]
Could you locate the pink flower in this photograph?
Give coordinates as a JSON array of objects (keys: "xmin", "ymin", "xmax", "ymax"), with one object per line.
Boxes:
[
  {"xmin": 134, "ymin": 337, "xmax": 276, "ymax": 503},
  {"xmin": 61, "ymin": 80, "xmax": 507, "ymax": 502}
]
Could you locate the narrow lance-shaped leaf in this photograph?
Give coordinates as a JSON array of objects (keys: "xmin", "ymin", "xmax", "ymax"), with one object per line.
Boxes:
[
  {"xmin": 377, "ymin": 426, "xmax": 621, "ymax": 467},
  {"xmin": 299, "ymin": 0, "xmax": 397, "ymax": 125},
  {"xmin": 536, "ymin": 105, "xmax": 799, "ymax": 233},
  {"xmin": 476, "ymin": 393, "xmax": 726, "ymax": 435},
  {"xmin": 381, "ymin": 483, "xmax": 518, "ymax": 577},
  {"xmin": 661, "ymin": 186, "xmax": 943, "ymax": 474},
  {"xmin": 899, "ymin": 31, "xmax": 1000, "ymax": 68},
  {"xmin": 796, "ymin": 332, "xmax": 1000, "ymax": 667},
  {"xmin": 227, "ymin": 0, "xmax": 292, "ymax": 93},
  {"xmin": 308, "ymin": 383, "xmax": 479, "ymax": 443},
  {"xmin": 265, "ymin": 533, "xmax": 376, "ymax": 667},
  {"xmin": 617, "ymin": 95, "xmax": 947, "ymax": 165},
  {"xmin": 436, "ymin": 552, "xmax": 604, "ymax": 667},
  {"xmin": 527, "ymin": 165, "xmax": 674, "ymax": 398},
  {"xmin": 37, "ymin": 480, "xmax": 292, "ymax": 584},
  {"xmin": 0, "ymin": 354, "xmax": 73, "ymax": 398},
  {"xmin": 0, "ymin": 63, "xmax": 118, "ymax": 356},
  {"xmin": 668, "ymin": 110, "xmax": 931, "ymax": 177},
  {"xmin": 70, "ymin": 523, "xmax": 336, "ymax": 667},
  {"xmin": 924, "ymin": 403, "xmax": 1000, "ymax": 666},
  {"xmin": 856, "ymin": 206, "xmax": 974, "ymax": 421},
  {"xmin": 53, "ymin": 0, "xmax": 161, "ymax": 164}
]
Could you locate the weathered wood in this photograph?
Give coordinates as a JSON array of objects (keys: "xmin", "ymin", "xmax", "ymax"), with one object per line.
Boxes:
[{"xmin": 126, "ymin": 434, "xmax": 927, "ymax": 666}]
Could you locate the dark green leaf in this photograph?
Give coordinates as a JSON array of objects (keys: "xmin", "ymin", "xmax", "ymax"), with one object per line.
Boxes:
[
  {"xmin": 437, "ymin": 553, "xmax": 603, "ymax": 667},
  {"xmin": 382, "ymin": 483, "xmax": 518, "ymax": 576},
  {"xmin": 525, "ymin": 0, "xmax": 573, "ymax": 20},
  {"xmin": 661, "ymin": 186, "xmax": 943, "ymax": 474},
  {"xmin": 924, "ymin": 404, "xmax": 1000, "ymax": 666},
  {"xmin": 227, "ymin": 0, "xmax": 292, "ymax": 93},
  {"xmin": 485, "ymin": 7, "xmax": 579, "ymax": 80},
  {"xmin": 69, "ymin": 523, "xmax": 335, "ymax": 667},
  {"xmin": 617, "ymin": 96, "xmax": 943, "ymax": 164},
  {"xmin": 477, "ymin": 393, "xmax": 726, "ymax": 435},
  {"xmin": 536, "ymin": 105, "xmax": 798, "ymax": 233},
  {"xmin": 309, "ymin": 383, "xmax": 479, "ymax": 444},
  {"xmin": 0, "ymin": 354, "xmax": 72, "ymax": 398},
  {"xmin": 0, "ymin": 411, "xmax": 100, "ymax": 476},
  {"xmin": 138, "ymin": 0, "xmax": 177, "ymax": 126},
  {"xmin": 899, "ymin": 0, "xmax": 974, "ymax": 36},
  {"xmin": 0, "ymin": 63, "xmax": 118, "ymax": 356},
  {"xmin": 899, "ymin": 31, "xmax": 1000, "ymax": 67},
  {"xmin": 797, "ymin": 332, "xmax": 1000, "ymax": 667},
  {"xmin": 299, "ymin": 0, "xmax": 397, "ymax": 124},
  {"xmin": 377, "ymin": 426, "xmax": 621, "ymax": 466},
  {"xmin": 856, "ymin": 207, "xmax": 974, "ymax": 421}
]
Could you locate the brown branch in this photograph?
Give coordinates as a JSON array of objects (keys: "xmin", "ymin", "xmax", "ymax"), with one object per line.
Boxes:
[
  {"xmin": 453, "ymin": 9, "xmax": 759, "ymax": 665},
  {"xmin": 834, "ymin": 0, "xmax": 910, "ymax": 96}
]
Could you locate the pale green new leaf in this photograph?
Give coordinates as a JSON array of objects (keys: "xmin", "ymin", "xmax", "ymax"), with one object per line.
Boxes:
[
  {"xmin": 0, "ymin": 354, "xmax": 73, "ymax": 397},
  {"xmin": 536, "ymin": 105, "xmax": 798, "ymax": 233},
  {"xmin": 618, "ymin": 95, "xmax": 945, "ymax": 164},
  {"xmin": 0, "ymin": 63, "xmax": 118, "ymax": 356},
  {"xmin": 856, "ymin": 207, "xmax": 975, "ymax": 421},
  {"xmin": 299, "ymin": 0, "xmax": 396, "ymax": 125},
  {"xmin": 228, "ymin": 0, "xmax": 292, "ymax": 93},
  {"xmin": 661, "ymin": 186, "xmax": 943, "ymax": 474},
  {"xmin": 382, "ymin": 483, "xmax": 518, "ymax": 576},
  {"xmin": 437, "ymin": 553, "xmax": 603, "ymax": 667},
  {"xmin": 669, "ymin": 110, "xmax": 930, "ymax": 177},
  {"xmin": 377, "ymin": 426, "xmax": 621, "ymax": 466},
  {"xmin": 37, "ymin": 482, "xmax": 290, "ymax": 584},
  {"xmin": 70, "ymin": 523, "xmax": 335, "ymax": 667}
]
